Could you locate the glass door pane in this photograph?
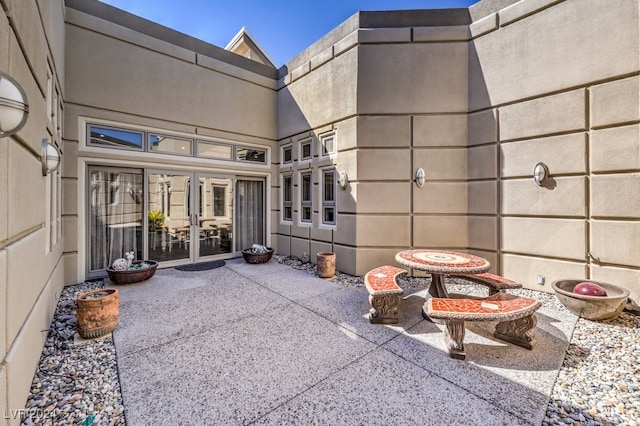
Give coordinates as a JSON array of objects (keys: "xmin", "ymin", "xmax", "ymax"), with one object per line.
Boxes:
[
  {"xmin": 197, "ymin": 175, "xmax": 234, "ymax": 259},
  {"xmin": 236, "ymin": 179, "xmax": 265, "ymax": 251},
  {"xmin": 88, "ymin": 168, "xmax": 143, "ymax": 275},
  {"xmin": 147, "ymin": 172, "xmax": 191, "ymax": 263}
]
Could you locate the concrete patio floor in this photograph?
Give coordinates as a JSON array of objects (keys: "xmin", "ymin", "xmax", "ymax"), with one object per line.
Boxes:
[{"xmin": 113, "ymin": 259, "xmax": 577, "ymax": 425}]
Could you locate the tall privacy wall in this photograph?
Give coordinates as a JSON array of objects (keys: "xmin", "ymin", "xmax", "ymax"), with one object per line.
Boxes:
[
  {"xmin": 276, "ymin": 0, "xmax": 639, "ymax": 302},
  {"xmin": 1, "ymin": 0, "xmax": 67, "ymax": 422},
  {"xmin": 276, "ymin": 10, "xmax": 472, "ymax": 276},
  {"xmin": 469, "ymin": 0, "xmax": 639, "ymax": 300}
]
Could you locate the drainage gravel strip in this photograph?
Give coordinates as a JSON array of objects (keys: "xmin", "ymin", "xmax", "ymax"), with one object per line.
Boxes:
[{"xmin": 21, "ymin": 257, "xmax": 639, "ymax": 425}]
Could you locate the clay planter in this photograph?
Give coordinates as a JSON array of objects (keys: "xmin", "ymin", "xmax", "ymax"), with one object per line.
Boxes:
[
  {"xmin": 317, "ymin": 252, "xmax": 336, "ymax": 278},
  {"xmin": 76, "ymin": 288, "xmax": 119, "ymax": 339},
  {"xmin": 107, "ymin": 260, "xmax": 158, "ymax": 284},
  {"xmin": 242, "ymin": 247, "xmax": 274, "ymax": 264}
]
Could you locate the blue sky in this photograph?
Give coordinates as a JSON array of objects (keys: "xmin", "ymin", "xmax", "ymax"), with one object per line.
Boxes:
[{"xmin": 97, "ymin": 0, "xmax": 476, "ymax": 66}]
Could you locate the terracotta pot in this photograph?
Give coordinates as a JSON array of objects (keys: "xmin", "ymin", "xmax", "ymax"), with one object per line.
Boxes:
[
  {"xmin": 317, "ymin": 252, "xmax": 336, "ymax": 278},
  {"xmin": 76, "ymin": 288, "xmax": 119, "ymax": 339}
]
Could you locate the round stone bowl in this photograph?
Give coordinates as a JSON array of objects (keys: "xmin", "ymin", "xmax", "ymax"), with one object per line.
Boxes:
[{"xmin": 551, "ymin": 279, "xmax": 629, "ymax": 320}]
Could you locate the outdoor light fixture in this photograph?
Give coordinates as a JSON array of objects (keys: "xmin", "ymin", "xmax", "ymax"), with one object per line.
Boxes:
[
  {"xmin": 533, "ymin": 162, "xmax": 549, "ymax": 186},
  {"xmin": 338, "ymin": 171, "xmax": 348, "ymax": 189},
  {"xmin": 414, "ymin": 168, "xmax": 426, "ymax": 188},
  {"xmin": 0, "ymin": 71, "xmax": 29, "ymax": 138},
  {"xmin": 41, "ymin": 138, "xmax": 61, "ymax": 176}
]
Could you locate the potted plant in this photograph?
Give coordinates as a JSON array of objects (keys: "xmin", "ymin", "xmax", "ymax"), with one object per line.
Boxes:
[
  {"xmin": 148, "ymin": 210, "xmax": 165, "ymax": 231},
  {"xmin": 107, "ymin": 251, "xmax": 158, "ymax": 284},
  {"xmin": 242, "ymin": 244, "xmax": 274, "ymax": 264}
]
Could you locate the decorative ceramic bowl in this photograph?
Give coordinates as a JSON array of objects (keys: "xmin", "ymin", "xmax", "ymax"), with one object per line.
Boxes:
[
  {"xmin": 242, "ymin": 248, "xmax": 273, "ymax": 264},
  {"xmin": 107, "ymin": 260, "xmax": 158, "ymax": 284},
  {"xmin": 551, "ymin": 279, "xmax": 629, "ymax": 320}
]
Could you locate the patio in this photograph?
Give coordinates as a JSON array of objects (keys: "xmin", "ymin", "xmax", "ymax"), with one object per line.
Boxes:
[{"xmin": 24, "ymin": 258, "xmax": 640, "ymax": 425}]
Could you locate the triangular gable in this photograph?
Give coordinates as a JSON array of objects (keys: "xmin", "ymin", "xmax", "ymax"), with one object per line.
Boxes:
[{"xmin": 225, "ymin": 27, "xmax": 276, "ymax": 68}]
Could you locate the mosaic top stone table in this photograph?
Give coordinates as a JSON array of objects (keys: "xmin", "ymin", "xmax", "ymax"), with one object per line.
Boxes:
[{"xmin": 395, "ymin": 250, "xmax": 491, "ymax": 299}]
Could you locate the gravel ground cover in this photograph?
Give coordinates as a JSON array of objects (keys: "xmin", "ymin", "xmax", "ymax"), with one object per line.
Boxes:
[{"xmin": 21, "ymin": 257, "xmax": 639, "ymax": 425}]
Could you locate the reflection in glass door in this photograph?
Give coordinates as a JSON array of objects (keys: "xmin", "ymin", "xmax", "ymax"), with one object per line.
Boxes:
[
  {"xmin": 147, "ymin": 172, "xmax": 235, "ymax": 265},
  {"xmin": 196, "ymin": 175, "xmax": 234, "ymax": 260},
  {"xmin": 147, "ymin": 172, "xmax": 191, "ymax": 264},
  {"xmin": 88, "ymin": 167, "xmax": 143, "ymax": 277}
]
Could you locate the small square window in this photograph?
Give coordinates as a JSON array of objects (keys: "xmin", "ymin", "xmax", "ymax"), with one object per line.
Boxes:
[
  {"xmin": 323, "ymin": 207, "xmax": 335, "ymax": 224},
  {"xmin": 321, "ymin": 132, "xmax": 336, "ymax": 156},
  {"xmin": 300, "ymin": 139, "xmax": 312, "ymax": 161},
  {"xmin": 282, "ymin": 145, "xmax": 292, "ymax": 164}
]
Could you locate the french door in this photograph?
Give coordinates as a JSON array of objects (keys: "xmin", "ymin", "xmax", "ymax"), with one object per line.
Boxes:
[
  {"xmin": 146, "ymin": 171, "xmax": 235, "ymax": 266},
  {"xmin": 87, "ymin": 166, "xmax": 265, "ymax": 275}
]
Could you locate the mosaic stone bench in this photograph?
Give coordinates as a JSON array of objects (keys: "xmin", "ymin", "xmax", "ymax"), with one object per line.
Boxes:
[
  {"xmin": 426, "ymin": 293, "xmax": 542, "ymax": 360},
  {"xmin": 364, "ymin": 265, "xmax": 407, "ymax": 324},
  {"xmin": 448, "ymin": 272, "xmax": 522, "ymax": 296}
]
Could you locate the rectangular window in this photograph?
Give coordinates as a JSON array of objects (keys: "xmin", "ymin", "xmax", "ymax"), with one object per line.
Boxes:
[
  {"xmin": 300, "ymin": 139, "xmax": 312, "ymax": 161},
  {"xmin": 321, "ymin": 132, "xmax": 336, "ymax": 156},
  {"xmin": 300, "ymin": 172, "xmax": 312, "ymax": 223},
  {"xmin": 282, "ymin": 145, "xmax": 292, "ymax": 164},
  {"xmin": 322, "ymin": 170, "xmax": 336, "ymax": 225},
  {"xmin": 237, "ymin": 147, "xmax": 266, "ymax": 164},
  {"xmin": 282, "ymin": 175, "xmax": 292, "ymax": 221},
  {"xmin": 213, "ymin": 185, "xmax": 227, "ymax": 217},
  {"xmin": 197, "ymin": 141, "xmax": 233, "ymax": 160},
  {"xmin": 149, "ymin": 134, "xmax": 193, "ymax": 156},
  {"xmin": 89, "ymin": 125, "xmax": 144, "ymax": 151}
]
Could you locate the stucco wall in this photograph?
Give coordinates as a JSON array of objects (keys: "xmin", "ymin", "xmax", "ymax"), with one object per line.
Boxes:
[
  {"xmin": 276, "ymin": 13, "xmax": 472, "ymax": 276},
  {"xmin": 276, "ymin": 0, "xmax": 640, "ymax": 298},
  {"xmin": 470, "ymin": 0, "xmax": 639, "ymax": 300},
  {"xmin": 1, "ymin": 0, "xmax": 67, "ymax": 422}
]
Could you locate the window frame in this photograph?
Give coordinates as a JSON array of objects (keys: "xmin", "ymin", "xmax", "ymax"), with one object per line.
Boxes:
[
  {"xmin": 148, "ymin": 133, "xmax": 194, "ymax": 156},
  {"xmin": 321, "ymin": 169, "xmax": 336, "ymax": 226},
  {"xmin": 300, "ymin": 171, "xmax": 312, "ymax": 224},
  {"xmin": 88, "ymin": 124, "xmax": 145, "ymax": 152},
  {"xmin": 320, "ymin": 131, "xmax": 337, "ymax": 157},
  {"xmin": 196, "ymin": 140, "xmax": 234, "ymax": 161},
  {"xmin": 299, "ymin": 138, "xmax": 312, "ymax": 162},
  {"xmin": 236, "ymin": 146, "xmax": 267, "ymax": 164},
  {"xmin": 85, "ymin": 122, "xmax": 270, "ymax": 166},
  {"xmin": 282, "ymin": 174, "xmax": 293, "ymax": 222},
  {"xmin": 282, "ymin": 144, "xmax": 293, "ymax": 165}
]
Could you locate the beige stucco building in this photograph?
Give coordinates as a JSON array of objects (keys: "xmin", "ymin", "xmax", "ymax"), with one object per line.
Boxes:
[{"xmin": 1, "ymin": 0, "xmax": 638, "ymax": 419}]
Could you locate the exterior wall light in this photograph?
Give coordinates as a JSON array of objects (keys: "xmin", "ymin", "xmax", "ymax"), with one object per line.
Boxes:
[
  {"xmin": 533, "ymin": 162, "xmax": 549, "ymax": 186},
  {"xmin": 414, "ymin": 168, "xmax": 426, "ymax": 188},
  {"xmin": 41, "ymin": 138, "xmax": 61, "ymax": 176},
  {"xmin": 338, "ymin": 171, "xmax": 348, "ymax": 189},
  {"xmin": 0, "ymin": 71, "xmax": 29, "ymax": 138}
]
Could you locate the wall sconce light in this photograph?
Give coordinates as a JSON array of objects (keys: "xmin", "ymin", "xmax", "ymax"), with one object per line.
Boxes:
[
  {"xmin": 0, "ymin": 71, "xmax": 29, "ymax": 138},
  {"xmin": 41, "ymin": 138, "xmax": 61, "ymax": 176},
  {"xmin": 533, "ymin": 162, "xmax": 549, "ymax": 186},
  {"xmin": 338, "ymin": 171, "xmax": 348, "ymax": 190},
  {"xmin": 414, "ymin": 168, "xmax": 426, "ymax": 188}
]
